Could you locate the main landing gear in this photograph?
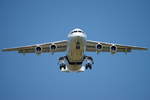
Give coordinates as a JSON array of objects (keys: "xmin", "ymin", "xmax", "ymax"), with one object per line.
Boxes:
[
  {"xmin": 58, "ymin": 56, "xmax": 66, "ymax": 71},
  {"xmin": 85, "ymin": 63, "xmax": 92, "ymax": 70},
  {"xmin": 59, "ymin": 63, "xmax": 66, "ymax": 70},
  {"xmin": 84, "ymin": 56, "xmax": 94, "ymax": 70}
]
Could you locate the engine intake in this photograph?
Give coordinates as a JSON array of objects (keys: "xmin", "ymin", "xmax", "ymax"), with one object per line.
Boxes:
[
  {"xmin": 50, "ymin": 44, "xmax": 57, "ymax": 50},
  {"xmin": 110, "ymin": 45, "xmax": 117, "ymax": 54},
  {"xmin": 96, "ymin": 44, "xmax": 102, "ymax": 49},
  {"xmin": 35, "ymin": 46, "xmax": 42, "ymax": 54},
  {"xmin": 96, "ymin": 44, "xmax": 103, "ymax": 53},
  {"xmin": 97, "ymin": 44, "xmax": 102, "ymax": 49}
]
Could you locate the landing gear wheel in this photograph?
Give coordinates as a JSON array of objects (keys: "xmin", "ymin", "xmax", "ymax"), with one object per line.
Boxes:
[
  {"xmin": 59, "ymin": 64, "xmax": 66, "ymax": 70},
  {"xmin": 85, "ymin": 63, "xmax": 92, "ymax": 70}
]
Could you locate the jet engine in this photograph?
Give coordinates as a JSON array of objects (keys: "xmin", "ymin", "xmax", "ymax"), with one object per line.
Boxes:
[
  {"xmin": 95, "ymin": 43, "xmax": 103, "ymax": 53},
  {"xmin": 50, "ymin": 44, "xmax": 57, "ymax": 50},
  {"xmin": 96, "ymin": 44, "xmax": 103, "ymax": 50},
  {"xmin": 35, "ymin": 46, "xmax": 42, "ymax": 54},
  {"xmin": 110, "ymin": 45, "xmax": 117, "ymax": 54}
]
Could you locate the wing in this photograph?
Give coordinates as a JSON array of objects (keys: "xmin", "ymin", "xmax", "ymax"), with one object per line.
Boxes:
[
  {"xmin": 2, "ymin": 40, "xmax": 67, "ymax": 54},
  {"xmin": 86, "ymin": 40, "xmax": 148, "ymax": 54}
]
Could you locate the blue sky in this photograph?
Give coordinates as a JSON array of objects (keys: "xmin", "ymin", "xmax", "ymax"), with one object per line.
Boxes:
[{"xmin": 0, "ymin": 0, "xmax": 150, "ymax": 100}]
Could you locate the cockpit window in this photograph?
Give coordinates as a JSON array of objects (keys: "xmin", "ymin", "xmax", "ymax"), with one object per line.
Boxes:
[
  {"xmin": 71, "ymin": 31, "xmax": 76, "ymax": 34},
  {"xmin": 71, "ymin": 31, "xmax": 83, "ymax": 34}
]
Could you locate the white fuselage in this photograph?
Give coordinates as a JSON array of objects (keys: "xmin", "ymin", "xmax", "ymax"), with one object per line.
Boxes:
[{"xmin": 66, "ymin": 30, "xmax": 87, "ymax": 72}]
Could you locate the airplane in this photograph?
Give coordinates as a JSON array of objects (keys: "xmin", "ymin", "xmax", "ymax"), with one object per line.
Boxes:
[{"xmin": 2, "ymin": 28, "xmax": 148, "ymax": 72}]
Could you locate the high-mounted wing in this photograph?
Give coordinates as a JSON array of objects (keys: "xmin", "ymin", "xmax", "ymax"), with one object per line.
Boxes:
[
  {"xmin": 2, "ymin": 40, "xmax": 68, "ymax": 54},
  {"xmin": 86, "ymin": 40, "xmax": 148, "ymax": 54}
]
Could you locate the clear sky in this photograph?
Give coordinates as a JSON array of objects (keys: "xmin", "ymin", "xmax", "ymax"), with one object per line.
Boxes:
[{"xmin": 0, "ymin": 0, "xmax": 150, "ymax": 100}]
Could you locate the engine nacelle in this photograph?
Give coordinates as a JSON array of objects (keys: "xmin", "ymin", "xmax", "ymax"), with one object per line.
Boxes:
[
  {"xmin": 50, "ymin": 44, "xmax": 57, "ymax": 50},
  {"xmin": 96, "ymin": 43, "xmax": 103, "ymax": 52},
  {"xmin": 35, "ymin": 46, "xmax": 42, "ymax": 54},
  {"xmin": 110, "ymin": 45, "xmax": 117, "ymax": 54}
]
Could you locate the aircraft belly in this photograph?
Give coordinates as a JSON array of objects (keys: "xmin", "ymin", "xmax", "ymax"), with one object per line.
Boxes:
[
  {"xmin": 67, "ymin": 37, "xmax": 85, "ymax": 62},
  {"xmin": 68, "ymin": 65, "xmax": 81, "ymax": 71}
]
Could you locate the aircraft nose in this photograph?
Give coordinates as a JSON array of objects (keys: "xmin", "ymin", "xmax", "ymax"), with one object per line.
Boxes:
[
  {"xmin": 68, "ymin": 32, "xmax": 87, "ymax": 39},
  {"xmin": 76, "ymin": 35, "xmax": 84, "ymax": 40},
  {"xmin": 76, "ymin": 33, "xmax": 85, "ymax": 38}
]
